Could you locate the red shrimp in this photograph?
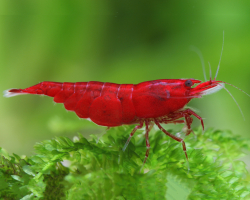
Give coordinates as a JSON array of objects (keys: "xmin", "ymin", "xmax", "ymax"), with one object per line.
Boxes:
[
  {"xmin": 4, "ymin": 35, "xmax": 249, "ymax": 169},
  {"xmin": 5, "ymin": 76, "xmax": 248, "ymax": 167}
]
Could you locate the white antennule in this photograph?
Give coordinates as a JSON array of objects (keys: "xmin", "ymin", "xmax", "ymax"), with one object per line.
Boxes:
[
  {"xmin": 214, "ymin": 31, "xmax": 224, "ymax": 80},
  {"xmin": 190, "ymin": 46, "xmax": 207, "ymax": 81},
  {"xmin": 3, "ymin": 89, "xmax": 25, "ymax": 98},
  {"xmin": 208, "ymin": 61, "xmax": 212, "ymax": 80}
]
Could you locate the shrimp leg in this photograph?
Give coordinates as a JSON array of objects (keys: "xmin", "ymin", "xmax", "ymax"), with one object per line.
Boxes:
[
  {"xmin": 165, "ymin": 109, "xmax": 204, "ymax": 136},
  {"xmin": 122, "ymin": 121, "xmax": 144, "ymax": 152},
  {"xmin": 142, "ymin": 121, "xmax": 154, "ymax": 165},
  {"xmin": 154, "ymin": 120, "xmax": 190, "ymax": 170}
]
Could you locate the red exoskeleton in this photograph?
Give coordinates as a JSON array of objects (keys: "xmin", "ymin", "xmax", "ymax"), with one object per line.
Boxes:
[{"xmin": 4, "ymin": 36, "xmax": 249, "ymax": 169}]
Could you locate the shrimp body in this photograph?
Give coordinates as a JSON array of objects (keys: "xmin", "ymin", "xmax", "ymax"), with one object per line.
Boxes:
[
  {"xmin": 4, "ymin": 78, "xmax": 227, "ymax": 167},
  {"xmin": 4, "ymin": 79, "xmax": 205, "ymax": 126}
]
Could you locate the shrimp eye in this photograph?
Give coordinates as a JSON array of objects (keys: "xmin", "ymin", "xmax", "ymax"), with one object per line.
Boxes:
[{"xmin": 185, "ymin": 79, "xmax": 193, "ymax": 87}]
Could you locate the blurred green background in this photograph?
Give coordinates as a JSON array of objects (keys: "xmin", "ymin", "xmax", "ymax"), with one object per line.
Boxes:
[{"xmin": 1, "ymin": 1, "xmax": 250, "ymax": 156}]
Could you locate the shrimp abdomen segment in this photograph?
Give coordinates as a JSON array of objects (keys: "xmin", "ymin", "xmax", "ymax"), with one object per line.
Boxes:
[
  {"xmin": 63, "ymin": 82, "xmax": 88, "ymax": 111},
  {"xmin": 53, "ymin": 82, "xmax": 74, "ymax": 103},
  {"xmin": 118, "ymin": 84, "xmax": 135, "ymax": 124},
  {"xmin": 89, "ymin": 83, "xmax": 123, "ymax": 126},
  {"xmin": 74, "ymin": 81, "xmax": 104, "ymax": 118}
]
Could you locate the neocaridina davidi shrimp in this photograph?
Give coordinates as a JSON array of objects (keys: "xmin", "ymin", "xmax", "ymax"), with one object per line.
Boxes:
[{"xmin": 4, "ymin": 35, "xmax": 249, "ymax": 169}]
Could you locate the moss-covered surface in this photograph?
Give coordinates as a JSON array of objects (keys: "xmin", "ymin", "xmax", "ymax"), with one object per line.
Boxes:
[{"xmin": 1, "ymin": 126, "xmax": 250, "ymax": 199}]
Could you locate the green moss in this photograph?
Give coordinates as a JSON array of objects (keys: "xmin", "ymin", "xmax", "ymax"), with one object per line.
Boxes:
[{"xmin": 0, "ymin": 126, "xmax": 250, "ymax": 200}]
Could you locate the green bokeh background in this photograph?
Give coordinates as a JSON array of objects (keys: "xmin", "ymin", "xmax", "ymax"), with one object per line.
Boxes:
[{"xmin": 1, "ymin": 1, "xmax": 250, "ymax": 156}]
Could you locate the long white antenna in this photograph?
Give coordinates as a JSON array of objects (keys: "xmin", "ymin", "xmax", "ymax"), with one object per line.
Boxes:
[
  {"xmin": 214, "ymin": 31, "xmax": 224, "ymax": 79},
  {"xmin": 220, "ymin": 81, "xmax": 250, "ymax": 97},
  {"xmin": 219, "ymin": 83, "xmax": 245, "ymax": 121}
]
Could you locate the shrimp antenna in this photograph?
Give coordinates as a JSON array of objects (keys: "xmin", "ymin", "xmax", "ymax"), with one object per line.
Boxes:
[
  {"xmin": 218, "ymin": 81, "xmax": 250, "ymax": 98},
  {"xmin": 218, "ymin": 83, "xmax": 245, "ymax": 120},
  {"xmin": 190, "ymin": 46, "xmax": 207, "ymax": 81},
  {"xmin": 214, "ymin": 31, "xmax": 224, "ymax": 80},
  {"xmin": 208, "ymin": 61, "xmax": 212, "ymax": 81}
]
